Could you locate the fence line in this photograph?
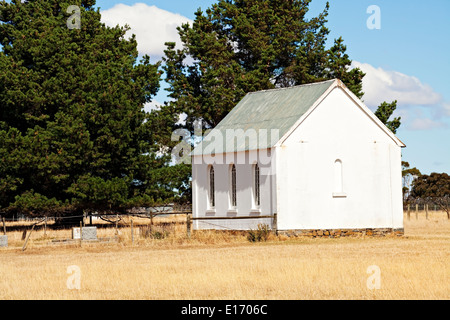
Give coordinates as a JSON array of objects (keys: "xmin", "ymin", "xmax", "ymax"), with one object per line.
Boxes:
[
  {"xmin": 0, "ymin": 210, "xmax": 191, "ymax": 223},
  {"xmin": 405, "ymin": 203, "xmax": 438, "ymax": 221},
  {"xmin": 1, "ymin": 203, "xmax": 444, "ymax": 223},
  {"xmin": 0, "ymin": 210, "xmax": 193, "ymax": 248},
  {"xmin": 21, "ymin": 218, "xmax": 46, "ymax": 251},
  {"xmin": 403, "ymin": 203, "xmax": 441, "ymax": 211},
  {"xmin": 1, "ymin": 203, "xmax": 445, "ymax": 226}
]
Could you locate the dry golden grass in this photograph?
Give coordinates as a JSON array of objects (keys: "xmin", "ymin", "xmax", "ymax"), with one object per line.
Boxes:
[{"xmin": 0, "ymin": 211, "xmax": 448, "ymax": 300}]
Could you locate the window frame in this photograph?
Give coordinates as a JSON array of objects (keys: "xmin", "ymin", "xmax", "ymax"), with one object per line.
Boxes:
[
  {"xmin": 332, "ymin": 159, "xmax": 347, "ymax": 198},
  {"xmin": 229, "ymin": 164, "xmax": 237, "ymax": 209},
  {"xmin": 253, "ymin": 163, "xmax": 261, "ymax": 209},
  {"xmin": 208, "ymin": 165, "xmax": 215, "ymax": 209}
]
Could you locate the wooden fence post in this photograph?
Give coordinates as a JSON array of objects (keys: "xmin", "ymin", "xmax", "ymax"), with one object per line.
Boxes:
[
  {"xmin": 22, "ymin": 225, "xmax": 35, "ymax": 251},
  {"xmin": 131, "ymin": 219, "xmax": 134, "ymax": 244},
  {"xmin": 186, "ymin": 214, "xmax": 191, "ymax": 239},
  {"xmin": 44, "ymin": 216, "xmax": 47, "ymax": 237},
  {"xmin": 2, "ymin": 217, "xmax": 6, "ymax": 235},
  {"xmin": 415, "ymin": 204, "xmax": 418, "ymax": 220},
  {"xmin": 425, "ymin": 204, "xmax": 429, "ymax": 220},
  {"xmin": 272, "ymin": 213, "xmax": 278, "ymax": 235},
  {"xmin": 79, "ymin": 221, "xmax": 83, "ymax": 247},
  {"xmin": 407, "ymin": 204, "xmax": 410, "ymax": 221}
]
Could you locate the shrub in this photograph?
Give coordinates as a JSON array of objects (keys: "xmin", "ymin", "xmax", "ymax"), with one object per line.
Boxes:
[
  {"xmin": 139, "ymin": 225, "xmax": 170, "ymax": 240},
  {"xmin": 247, "ymin": 224, "xmax": 270, "ymax": 242}
]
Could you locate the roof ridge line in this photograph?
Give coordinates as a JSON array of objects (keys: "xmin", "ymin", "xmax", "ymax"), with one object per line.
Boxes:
[{"xmin": 246, "ymin": 79, "xmax": 337, "ymax": 95}]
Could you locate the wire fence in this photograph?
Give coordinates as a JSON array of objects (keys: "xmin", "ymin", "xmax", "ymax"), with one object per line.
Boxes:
[
  {"xmin": 0, "ymin": 207, "xmax": 192, "ymax": 250},
  {"xmin": 1, "ymin": 203, "xmax": 445, "ymax": 229},
  {"xmin": 403, "ymin": 203, "xmax": 443, "ymax": 212}
]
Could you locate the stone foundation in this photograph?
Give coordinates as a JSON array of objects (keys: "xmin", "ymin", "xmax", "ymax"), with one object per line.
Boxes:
[{"xmin": 278, "ymin": 228, "xmax": 404, "ymax": 238}]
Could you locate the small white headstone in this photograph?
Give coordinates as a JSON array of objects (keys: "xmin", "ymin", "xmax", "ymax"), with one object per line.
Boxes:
[
  {"xmin": 0, "ymin": 235, "xmax": 8, "ymax": 247},
  {"xmin": 72, "ymin": 228, "xmax": 81, "ymax": 240},
  {"xmin": 72, "ymin": 227, "xmax": 97, "ymax": 240}
]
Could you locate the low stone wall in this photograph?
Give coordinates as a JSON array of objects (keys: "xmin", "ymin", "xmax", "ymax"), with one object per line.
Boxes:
[{"xmin": 278, "ymin": 228, "xmax": 404, "ymax": 238}]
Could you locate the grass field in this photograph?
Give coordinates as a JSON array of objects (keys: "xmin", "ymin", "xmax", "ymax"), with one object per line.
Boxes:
[{"xmin": 0, "ymin": 212, "xmax": 448, "ymax": 300}]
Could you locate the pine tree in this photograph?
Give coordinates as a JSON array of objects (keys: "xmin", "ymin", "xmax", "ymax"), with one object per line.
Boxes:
[
  {"xmin": 0, "ymin": 0, "xmax": 181, "ymax": 217},
  {"xmin": 374, "ymin": 100, "xmax": 401, "ymax": 134},
  {"xmin": 162, "ymin": 0, "xmax": 366, "ymax": 135}
]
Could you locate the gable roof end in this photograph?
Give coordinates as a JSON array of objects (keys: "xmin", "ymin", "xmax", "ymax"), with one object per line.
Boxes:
[{"xmin": 193, "ymin": 79, "xmax": 405, "ymax": 156}]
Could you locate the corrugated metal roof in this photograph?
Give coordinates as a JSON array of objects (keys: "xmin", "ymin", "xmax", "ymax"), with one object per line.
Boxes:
[{"xmin": 192, "ymin": 79, "xmax": 336, "ymax": 155}]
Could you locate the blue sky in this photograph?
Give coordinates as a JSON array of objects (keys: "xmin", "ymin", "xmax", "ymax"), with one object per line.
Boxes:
[
  {"xmin": 305, "ymin": 0, "xmax": 450, "ymax": 175},
  {"xmin": 5, "ymin": 0, "xmax": 450, "ymax": 175},
  {"xmin": 97, "ymin": 0, "xmax": 449, "ymax": 175}
]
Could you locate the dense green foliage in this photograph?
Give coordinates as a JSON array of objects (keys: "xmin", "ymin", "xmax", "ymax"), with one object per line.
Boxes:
[
  {"xmin": 0, "ymin": 0, "xmax": 189, "ymax": 216},
  {"xmin": 374, "ymin": 100, "xmax": 401, "ymax": 134},
  {"xmin": 411, "ymin": 173, "xmax": 450, "ymax": 219},
  {"xmin": 162, "ymin": 0, "xmax": 366, "ymax": 135}
]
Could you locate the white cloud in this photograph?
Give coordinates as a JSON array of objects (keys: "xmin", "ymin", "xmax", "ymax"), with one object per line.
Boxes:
[
  {"xmin": 442, "ymin": 102, "xmax": 450, "ymax": 117},
  {"xmin": 101, "ymin": 3, "xmax": 192, "ymax": 58},
  {"xmin": 350, "ymin": 61, "xmax": 450, "ymax": 131},
  {"xmin": 143, "ymin": 100, "xmax": 162, "ymax": 113},
  {"xmin": 351, "ymin": 61, "xmax": 442, "ymax": 108},
  {"xmin": 408, "ymin": 118, "xmax": 447, "ymax": 131}
]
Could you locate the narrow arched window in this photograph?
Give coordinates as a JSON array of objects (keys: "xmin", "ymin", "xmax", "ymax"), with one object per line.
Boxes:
[
  {"xmin": 209, "ymin": 166, "xmax": 215, "ymax": 208},
  {"xmin": 230, "ymin": 164, "xmax": 237, "ymax": 207},
  {"xmin": 334, "ymin": 160, "xmax": 343, "ymax": 193},
  {"xmin": 254, "ymin": 163, "xmax": 260, "ymax": 207},
  {"xmin": 333, "ymin": 159, "xmax": 346, "ymax": 198}
]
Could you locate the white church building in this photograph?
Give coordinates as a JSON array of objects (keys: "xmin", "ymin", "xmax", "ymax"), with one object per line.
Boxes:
[{"xmin": 191, "ymin": 79, "xmax": 405, "ymax": 236}]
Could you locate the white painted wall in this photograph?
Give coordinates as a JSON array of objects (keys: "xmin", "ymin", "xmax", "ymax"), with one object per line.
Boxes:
[
  {"xmin": 276, "ymin": 87, "xmax": 403, "ymax": 230},
  {"xmin": 192, "ymin": 149, "xmax": 277, "ymax": 230}
]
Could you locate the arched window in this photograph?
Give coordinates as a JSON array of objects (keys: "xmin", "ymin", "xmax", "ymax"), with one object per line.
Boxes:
[
  {"xmin": 333, "ymin": 159, "xmax": 346, "ymax": 197},
  {"xmin": 230, "ymin": 164, "xmax": 237, "ymax": 208},
  {"xmin": 334, "ymin": 160, "xmax": 343, "ymax": 193},
  {"xmin": 209, "ymin": 166, "xmax": 215, "ymax": 208},
  {"xmin": 254, "ymin": 163, "xmax": 260, "ymax": 207}
]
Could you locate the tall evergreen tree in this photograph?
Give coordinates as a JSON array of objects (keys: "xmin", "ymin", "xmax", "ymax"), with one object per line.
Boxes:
[
  {"xmin": 374, "ymin": 100, "xmax": 401, "ymax": 134},
  {"xmin": 0, "ymin": 0, "xmax": 185, "ymax": 217},
  {"xmin": 162, "ymin": 0, "xmax": 366, "ymax": 136}
]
